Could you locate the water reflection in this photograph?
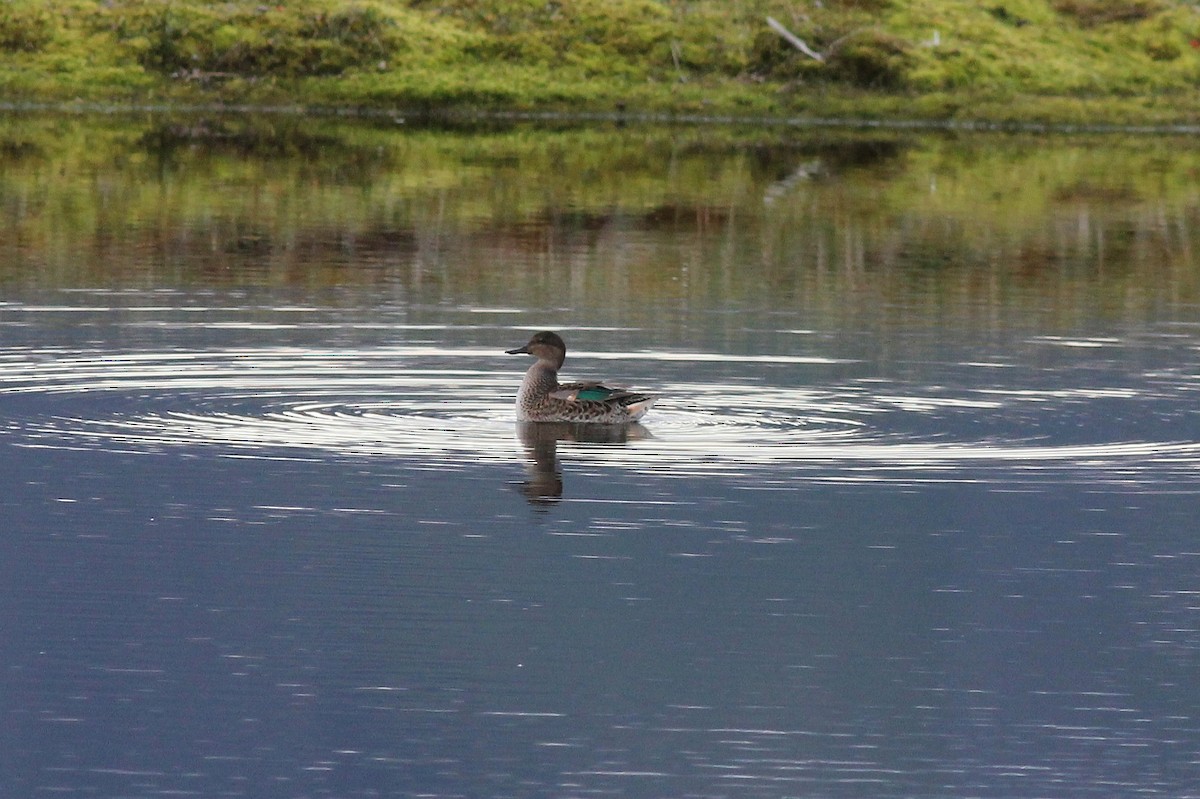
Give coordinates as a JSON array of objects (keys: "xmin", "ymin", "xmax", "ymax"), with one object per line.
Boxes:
[
  {"xmin": 515, "ymin": 421, "xmax": 651, "ymax": 506},
  {"xmin": 2, "ymin": 115, "xmax": 1200, "ymax": 337},
  {"xmin": 6, "ymin": 115, "xmax": 1200, "ymax": 796},
  {"xmin": 1, "ymin": 319, "xmax": 1199, "ymax": 491}
]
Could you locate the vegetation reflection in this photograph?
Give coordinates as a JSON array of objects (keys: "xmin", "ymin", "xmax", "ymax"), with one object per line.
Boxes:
[{"xmin": 1, "ymin": 113, "xmax": 1198, "ymax": 333}]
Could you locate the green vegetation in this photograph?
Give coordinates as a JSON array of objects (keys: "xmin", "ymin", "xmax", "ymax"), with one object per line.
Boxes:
[{"xmin": 2, "ymin": 1, "xmax": 1200, "ymax": 124}]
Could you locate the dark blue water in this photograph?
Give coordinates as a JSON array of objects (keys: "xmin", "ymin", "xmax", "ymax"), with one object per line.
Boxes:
[
  {"xmin": 2, "ymin": 294, "xmax": 1199, "ymax": 798},
  {"xmin": 4, "ymin": 118, "xmax": 1200, "ymax": 797},
  {"xmin": 7, "ymin": 449, "xmax": 1198, "ymax": 798}
]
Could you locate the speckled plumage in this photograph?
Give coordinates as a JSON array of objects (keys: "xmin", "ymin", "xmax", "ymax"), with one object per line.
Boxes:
[{"xmin": 506, "ymin": 331, "xmax": 655, "ymax": 424}]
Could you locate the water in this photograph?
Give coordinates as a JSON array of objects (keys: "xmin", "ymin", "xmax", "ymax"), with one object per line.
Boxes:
[{"xmin": 3, "ymin": 115, "xmax": 1200, "ymax": 797}]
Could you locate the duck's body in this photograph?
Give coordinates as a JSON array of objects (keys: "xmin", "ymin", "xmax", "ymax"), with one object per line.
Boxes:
[{"xmin": 506, "ymin": 331, "xmax": 655, "ymax": 424}]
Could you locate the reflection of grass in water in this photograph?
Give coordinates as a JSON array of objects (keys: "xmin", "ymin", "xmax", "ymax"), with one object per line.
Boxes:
[{"xmin": 1, "ymin": 115, "xmax": 1199, "ymax": 331}]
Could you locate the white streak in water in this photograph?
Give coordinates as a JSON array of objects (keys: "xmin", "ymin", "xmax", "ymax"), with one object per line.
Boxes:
[{"xmin": 0, "ymin": 346, "xmax": 1196, "ymax": 487}]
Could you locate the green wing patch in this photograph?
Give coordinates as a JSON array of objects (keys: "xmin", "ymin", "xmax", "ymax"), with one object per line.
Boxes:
[{"xmin": 575, "ymin": 387, "xmax": 618, "ymax": 401}]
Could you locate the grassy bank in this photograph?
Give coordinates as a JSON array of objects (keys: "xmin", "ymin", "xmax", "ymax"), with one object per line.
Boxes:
[{"xmin": 3, "ymin": 0, "xmax": 1200, "ymax": 125}]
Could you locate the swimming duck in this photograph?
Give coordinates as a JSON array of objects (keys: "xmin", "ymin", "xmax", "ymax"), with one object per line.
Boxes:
[{"xmin": 506, "ymin": 331, "xmax": 655, "ymax": 424}]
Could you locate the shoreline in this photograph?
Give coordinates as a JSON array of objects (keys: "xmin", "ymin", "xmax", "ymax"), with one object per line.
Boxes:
[{"xmin": 4, "ymin": 99, "xmax": 1200, "ymax": 137}]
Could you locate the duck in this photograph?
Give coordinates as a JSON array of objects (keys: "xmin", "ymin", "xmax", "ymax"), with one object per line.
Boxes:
[{"xmin": 505, "ymin": 331, "xmax": 655, "ymax": 424}]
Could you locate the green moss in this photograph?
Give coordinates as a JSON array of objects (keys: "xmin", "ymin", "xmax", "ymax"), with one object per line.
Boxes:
[
  {"xmin": 826, "ymin": 30, "xmax": 915, "ymax": 90},
  {"xmin": 1051, "ymin": 0, "xmax": 1168, "ymax": 27},
  {"xmin": 102, "ymin": 1, "xmax": 414, "ymax": 78},
  {"xmin": 2, "ymin": 0, "xmax": 1200, "ymax": 124},
  {"xmin": 0, "ymin": 2, "xmax": 56, "ymax": 53}
]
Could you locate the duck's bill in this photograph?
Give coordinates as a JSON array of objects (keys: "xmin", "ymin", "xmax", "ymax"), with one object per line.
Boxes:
[{"xmin": 505, "ymin": 345, "xmax": 530, "ymax": 355}]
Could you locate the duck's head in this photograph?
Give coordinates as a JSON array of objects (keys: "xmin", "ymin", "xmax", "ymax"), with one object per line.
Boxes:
[{"xmin": 506, "ymin": 331, "xmax": 567, "ymax": 369}]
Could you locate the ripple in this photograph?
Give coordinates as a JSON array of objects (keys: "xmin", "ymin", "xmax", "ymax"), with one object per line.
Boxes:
[{"xmin": 2, "ymin": 345, "xmax": 1199, "ymax": 486}]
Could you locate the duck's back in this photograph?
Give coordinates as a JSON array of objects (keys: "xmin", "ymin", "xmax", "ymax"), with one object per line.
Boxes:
[{"xmin": 517, "ymin": 372, "xmax": 654, "ymax": 424}]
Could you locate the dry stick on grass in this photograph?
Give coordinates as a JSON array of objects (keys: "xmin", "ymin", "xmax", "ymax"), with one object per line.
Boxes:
[
  {"xmin": 767, "ymin": 17, "xmax": 878, "ymax": 63},
  {"xmin": 670, "ymin": 40, "xmax": 686, "ymax": 81},
  {"xmin": 766, "ymin": 15, "xmax": 825, "ymax": 63}
]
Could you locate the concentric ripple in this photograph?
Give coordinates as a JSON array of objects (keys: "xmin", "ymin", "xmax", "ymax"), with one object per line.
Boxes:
[{"xmin": 1, "ymin": 345, "xmax": 1198, "ymax": 486}]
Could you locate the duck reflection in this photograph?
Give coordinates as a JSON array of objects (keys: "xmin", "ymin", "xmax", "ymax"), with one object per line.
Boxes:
[{"xmin": 515, "ymin": 421, "xmax": 651, "ymax": 506}]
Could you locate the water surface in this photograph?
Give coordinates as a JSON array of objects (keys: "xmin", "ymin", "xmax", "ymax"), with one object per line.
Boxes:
[{"xmin": 3, "ymin": 115, "xmax": 1200, "ymax": 798}]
